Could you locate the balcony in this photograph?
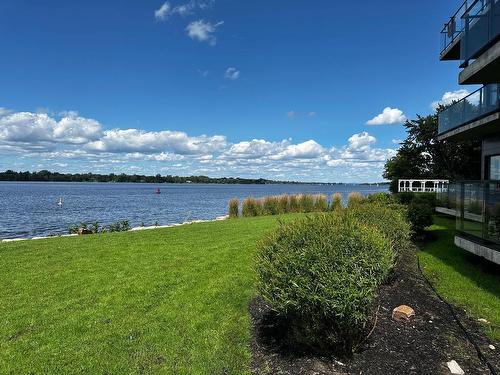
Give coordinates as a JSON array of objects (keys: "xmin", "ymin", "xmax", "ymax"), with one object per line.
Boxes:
[
  {"xmin": 437, "ymin": 83, "xmax": 500, "ymax": 139},
  {"xmin": 440, "ymin": 1, "xmax": 469, "ymax": 60},
  {"xmin": 440, "ymin": 0, "xmax": 500, "ymax": 65}
]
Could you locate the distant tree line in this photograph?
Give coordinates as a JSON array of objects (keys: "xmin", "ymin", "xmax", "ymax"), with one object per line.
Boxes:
[{"xmin": 0, "ymin": 170, "xmax": 292, "ymax": 184}]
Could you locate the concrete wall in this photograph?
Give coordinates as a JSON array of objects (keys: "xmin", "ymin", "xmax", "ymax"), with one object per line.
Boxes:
[{"xmin": 455, "ymin": 235, "xmax": 500, "ymax": 265}]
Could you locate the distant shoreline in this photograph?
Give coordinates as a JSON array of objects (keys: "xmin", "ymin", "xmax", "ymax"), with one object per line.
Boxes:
[{"xmin": 0, "ymin": 170, "xmax": 389, "ymax": 185}]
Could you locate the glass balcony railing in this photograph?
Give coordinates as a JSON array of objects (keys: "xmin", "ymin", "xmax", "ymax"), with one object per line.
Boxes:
[
  {"xmin": 438, "ymin": 83, "xmax": 499, "ymax": 135},
  {"xmin": 461, "ymin": 0, "xmax": 500, "ymax": 64},
  {"xmin": 440, "ymin": 1, "xmax": 469, "ymax": 54},
  {"xmin": 455, "ymin": 181, "xmax": 500, "ymax": 245},
  {"xmin": 436, "ymin": 184, "xmax": 458, "ymax": 210}
]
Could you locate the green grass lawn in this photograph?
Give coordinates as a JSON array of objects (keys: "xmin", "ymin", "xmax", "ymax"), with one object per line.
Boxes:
[
  {"xmin": 419, "ymin": 215, "xmax": 500, "ymax": 340},
  {"xmin": 0, "ymin": 215, "xmax": 299, "ymax": 374}
]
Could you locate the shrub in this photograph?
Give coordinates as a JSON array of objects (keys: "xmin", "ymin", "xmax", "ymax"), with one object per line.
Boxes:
[
  {"xmin": 396, "ymin": 192, "xmax": 415, "ymax": 205},
  {"xmin": 412, "ymin": 193, "xmax": 436, "ymax": 208},
  {"xmin": 347, "ymin": 202, "xmax": 411, "ymax": 255},
  {"xmin": 313, "ymin": 194, "xmax": 328, "ymax": 212},
  {"xmin": 363, "ymin": 192, "xmax": 396, "ymax": 205},
  {"xmin": 330, "ymin": 193, "xmax": 342, "ymax": 210},
  {"xmin": 347, "ymin": 192, "xmax": 363, "ymax": 207},
  {"xmin": 228, "ymin": 198, "xmax": 239, "ymax": 218},
  {"xmin": 407, "ymin": 202, "xmax": 434, "ymax": 235},
  {"xmin": 242, "ymin": 197, "xmax": 263, "ymax": 217},
  {"xmin": 256, "ymin": 213, "xmax": 394, "ymax": 354}
]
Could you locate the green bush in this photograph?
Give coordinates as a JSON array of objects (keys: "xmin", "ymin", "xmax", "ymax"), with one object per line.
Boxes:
[
  {"xmin": 262, "ymin": 196, "xmax": 280, "ymax": 215},
  {"xmin": 228, "ymin": 198, "xmax": 239, "ymax": 218},
  {"xmin": 348, "ymin": 202, "xmax": 411, "ymax": 255},
  {"xmin": 363, "ymin": 192, "xmax": 396, "ymax": 205},
  {"xmin": 256, "ymin": 213, "xmax": 394, "ymax": 354},
  {"xmin": 396, "ymin": 192, "xmax": 415, "ymax": 205},
  {"xmin": 330, "ymin": 193, "xmax": 342, "ymax": 210},
  {"xmin": 412, "ymin": 193, "xmax": 436, "ymax": 208},
  {"xmin": 407, "ymin": 202, "xmax": 434, "ymax": 234}
]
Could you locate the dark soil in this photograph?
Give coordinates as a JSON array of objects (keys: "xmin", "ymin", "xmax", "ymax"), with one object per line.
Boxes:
[{"xmin": 250, "ymin": 245, "xmax": 500, "ymax": 374}]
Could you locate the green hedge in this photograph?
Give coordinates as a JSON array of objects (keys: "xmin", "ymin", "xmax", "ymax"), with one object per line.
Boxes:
[{"xmin": 256, "ymin": 211, "xmax": 395, "ymax": 354}]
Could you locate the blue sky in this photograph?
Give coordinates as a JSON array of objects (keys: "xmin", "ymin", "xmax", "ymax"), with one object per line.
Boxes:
[{"xmin": 0, "ymin": 0, "xmax": 472, "ymax": 182}]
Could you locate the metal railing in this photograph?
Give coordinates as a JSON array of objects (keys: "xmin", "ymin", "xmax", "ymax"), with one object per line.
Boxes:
[
  {"xmin": 438, "ymin": 83, "xmax": 499, "ymax": 135},
  {"xmin": 440, "ymin": 0, "xmax": 470, "ymax": 54},
  {"xmin": 455, "ymin": 180, "xmax": 500, "ymax": 245}
]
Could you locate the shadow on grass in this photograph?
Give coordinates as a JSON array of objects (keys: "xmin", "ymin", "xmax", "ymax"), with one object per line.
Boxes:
[{"xmin": 419, "ymin": 214, "xmax": 500, "ymax": 302}]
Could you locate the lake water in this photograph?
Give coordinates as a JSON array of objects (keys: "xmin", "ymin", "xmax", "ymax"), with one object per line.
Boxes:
[{"xmin": 0, "ymin": 182, "xmax": 388, "ymax": 239}]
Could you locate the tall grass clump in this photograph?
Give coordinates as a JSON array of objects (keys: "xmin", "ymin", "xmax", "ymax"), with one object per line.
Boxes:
[
  {"xmin": 278, "ymin": 194, "xmax": 290, "ymax": 214},
  {"xmin": 330, "ymin": 193, "xmax": 342, "ymax": 210},
  {"xmin": 289, "ymin": 194, "xmax": 300, "ymax": 213},
  {"xmin": 298, "ymin": 194, "xmax": 315, "ymax": 213},
  {"xmin": 263, "ymin": 196, "xmax": 280, "ymax": 215},
  {"xmin": 347, "ymin": 192, "xmax": 363, "ymax": 208},
  {"xmin": 313, "ymin": 194, "xmax": 328, "ymax": 212},
  {"xmin": 228, "ymin": 198, "xmax": 239, "ymax": 218},
  {"xmin": 256, "ymin": 213, "xmax": 394, "ymax": 354},
  {"xmin": 242, "ymin": 197, "xmax": 263, "ymax": 217}
]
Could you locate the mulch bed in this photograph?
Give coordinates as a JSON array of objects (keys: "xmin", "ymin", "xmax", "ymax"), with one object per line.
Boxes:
[{"xmin": 250, "ymin": 245, "xmax": 500, "ymax": 375}]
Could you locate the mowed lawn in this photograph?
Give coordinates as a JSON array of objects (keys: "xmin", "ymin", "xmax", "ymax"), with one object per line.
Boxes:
[
  {"xmin": 419, "ymin": 215, "xmax": 500, "ymax": 341},
  {"xmin": 0, "ymin": 215, "xmax": 296, "ymax": 374}
]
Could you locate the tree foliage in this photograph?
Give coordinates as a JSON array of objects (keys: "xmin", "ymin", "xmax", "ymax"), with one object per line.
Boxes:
[{"xmin": 383, "ymin": 108, "xmax": 481, "ymax": 192}]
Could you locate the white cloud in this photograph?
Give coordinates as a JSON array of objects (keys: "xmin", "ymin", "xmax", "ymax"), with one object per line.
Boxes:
[
  {"xmin": 366, "ymin": 107, "xmax": 407, "ymax": 125},
  {"xmin": 287, "ymin": 111, "xmax": 297, "ymax": 119},
  {"xmin": 271, "ymin": 140, "xmax": 324, "ymax": 160},
  {"xmin": 186, "ymin": 20, "xmax": 223, "ymax": 46},
  {"xmin": 155, "ymin": 1, "xmax": 214, "ymax": 20},
  {"xmin": 0, "ymin": 111, "xmax": 102, "ymax": 145},
  {"xmin": 154, "ymin": 2, "xmax": 172, "ymax": 20},
  {"xmin": 0, "ymin": 108, "xmax": 12, "ymax": 117},
  {"xmin": 225, "ymin": 67, "xmax": 240, "ymax": 80},
  {"xmin": 308, "ymin": 112, "xmax": 316, "ymax": 117},
  {"xmin": 86, "ymin": 129, "xmax": 226, "ymax": 155},
  {"xmin": 431, "ymin": 89, "xmax": 470, "ymax": 109},
  {"xmin": 0, "ymin": 108, "xmax": 398, "ymax": 182}
]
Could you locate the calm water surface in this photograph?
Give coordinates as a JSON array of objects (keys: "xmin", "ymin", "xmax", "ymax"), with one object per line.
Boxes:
[{"xmin": 0, "ymin": 182, "xmax": 388, "ymax": 239}]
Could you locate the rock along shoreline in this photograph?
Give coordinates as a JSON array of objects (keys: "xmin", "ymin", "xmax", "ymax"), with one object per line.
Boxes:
[{"xmin": 1, "ymin": 215, "xmax": 229, "ymax": 243}]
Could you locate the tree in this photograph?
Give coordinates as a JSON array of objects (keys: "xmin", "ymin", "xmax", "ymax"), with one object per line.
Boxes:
[{"xmin": 384, "ymin": 107, "xmax": 481, "ymax": 193}]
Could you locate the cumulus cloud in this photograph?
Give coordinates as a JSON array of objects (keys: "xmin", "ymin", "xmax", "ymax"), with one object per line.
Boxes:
[
  {"xmin": 0, "ymin": 108, "xmax": 398, "ymax": 182},
  {"xmin": 0, "ymin": 111, "xmax": 102, "ymax": 145},
  {"xmin": 431, "ymin": 89, "xmax": 470, "ymax": 109},
  {"xmin": 86, "ymin": 129, "xmax": 226, "ymax": 155},
  {"xmin": 225, "ymin": 67, "xmax": 240, "ymax": 80},
  {"xmin": 0, "ymin": 107, "xmax": 12, "ymax": 117},
  {"xmin": 366, "ymin": 107, "xmax": 407, "ymax": 125},
  {"xmin": 186, "ymin": 20, "xmax": 223, "ymax": 45}
]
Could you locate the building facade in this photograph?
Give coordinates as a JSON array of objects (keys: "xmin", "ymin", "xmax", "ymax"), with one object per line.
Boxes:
[{"xmin": 438, "ymin": 0, "xmax": 499, "ymax": 264}]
